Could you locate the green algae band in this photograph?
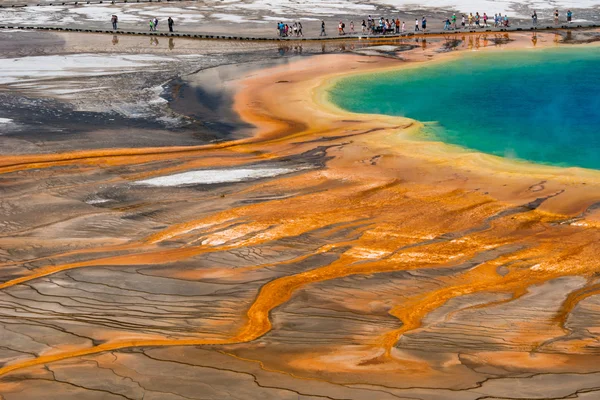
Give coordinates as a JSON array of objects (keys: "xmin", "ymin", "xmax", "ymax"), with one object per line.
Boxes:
[{"xmin": 328, "ymin": 48, "xmax": 600, "ymax": 170}]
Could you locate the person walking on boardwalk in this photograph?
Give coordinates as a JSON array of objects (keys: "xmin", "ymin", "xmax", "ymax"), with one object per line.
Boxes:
[
  {"xmin": 395, "ymin": 18, "xmax": 400, "ymax": 33},
  {"xmin": 350, "ymin": 20, "xmax": 355, "ymax": 33},
  {"xmin": 320, "ymin": 20, "xmax": 326, "ymax": 36},
  {"xmin": 554, "ymin": 9, "xmax": 559, "ymax": 24},
  {"xmin": 483, "ymin": 13, "xmax": 488, "ymax": 27},
  {"xmin": 567, "ymin": 10, "xmax": 573, "ymax": 24},
  {"xmin": 421, "ymin": 16, "xmax": 427, "ymax": 32},
  {"xmin": 475, "ymin": 12, "xmax": 480, "ymax": 28},
  {"xmin": 153, "ymin": 17, "xmax": 159, "ymax": 31},
  {"xmin": 401, "ymin": 21, "xmax": 406, "ymax": 32},
  {"xmin": 415, "ymin": 18, "xmax": 420, "ymax": 31},
  {"xmin": 149, "ymin": 19, "xmax": 155, "ymax": 31},
  {"xmin": 532, "ymin": 10, "xmax": 538, "ymax": 26},
  {"xmin": 468, "ymin": 13, "xmax": 473, "ymax": 28},
  {"xmin": 111, "ymin": 14, "xmax": 118, "ymax": 30},
  {"xmin": 451, "ymin": 14, "xmax": 457, "ymax": 29},
  {"xmin": 168, "ymin": 17, "xmax": 174, "ymax": 32},
  {"xmin": 297, "ymin": 22, "xmax": 303, "ymax": 36}
]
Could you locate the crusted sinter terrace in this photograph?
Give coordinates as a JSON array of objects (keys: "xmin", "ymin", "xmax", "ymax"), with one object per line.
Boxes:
[{"xmin": 1, "ymin": 2, "xmax": 600, "ymax": 399}]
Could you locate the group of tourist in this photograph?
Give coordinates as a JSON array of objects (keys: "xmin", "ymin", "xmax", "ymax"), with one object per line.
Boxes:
[
  {"xmin": 550, "ymin": 9, "xmax": 575, "ymax": 24},
  {"xmin": 366, "ymin": 16, "xmax": 403, "ymax": 34},
  {"xmin": 326, "ymin": 9, "xmax": 577, "ymax": 37},
  {"xmin": 442, "ymin": 13, "xmax": 510, "ymax": 30},
  {"xmin": 149, "ymin": 17, "xmax": 175, "ymax": 32},
  {"xmin": 326, "ymin": 16, "xmax": 418, "ymax": 36},
  {"xmin": 442, "ymin": 9, "xmax": 574, "ymax": 30},
  {"xmin": 110, "ymin": 8, "xmax": 576, "ymax": 37},
  {"xmin": 110, "ymin": 15, "xmax": 175, "ymax": 32},
  {"xmin": 277, "ymin": 21, "xmax": 304, "ymax": 37}
]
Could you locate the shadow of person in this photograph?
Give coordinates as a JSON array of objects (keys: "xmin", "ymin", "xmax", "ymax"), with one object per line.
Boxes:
[
  {"xmin": 169, "ymin": 38, "xmax": 175, "ymax": 50},
  {"xmin": 112, "ymin": 35, "xmax": 119, "ymax": 45}
]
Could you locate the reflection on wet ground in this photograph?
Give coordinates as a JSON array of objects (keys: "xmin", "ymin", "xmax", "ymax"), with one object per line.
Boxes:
[{"xmin": 561, "ymin": 30, "xmax": 600, "ymax": 43}]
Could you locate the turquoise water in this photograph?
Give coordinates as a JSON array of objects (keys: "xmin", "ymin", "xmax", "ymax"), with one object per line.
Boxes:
[{"xmin": 328, "ymin": 48, "xmax": 600, "ymax": 170}]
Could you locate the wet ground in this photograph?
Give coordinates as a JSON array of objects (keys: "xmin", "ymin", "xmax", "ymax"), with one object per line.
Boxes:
[
  {"xmin": 0, "ymin": 29, "xmax": 600, "ymax": 400},
  {"xmin": 0, "ymin": 30, "xmax": 434, "ymax": 154}
]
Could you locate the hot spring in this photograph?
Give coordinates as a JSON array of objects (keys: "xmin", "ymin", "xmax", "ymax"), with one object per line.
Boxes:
[{"xmin": 328, "ymin": 47, "xmax": 600, "ymax": 170}]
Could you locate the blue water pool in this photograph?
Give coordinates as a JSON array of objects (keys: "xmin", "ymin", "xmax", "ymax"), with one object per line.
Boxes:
[{"xmin": 328, "ymin": 47, "xmax": 600, "ymax": 170}]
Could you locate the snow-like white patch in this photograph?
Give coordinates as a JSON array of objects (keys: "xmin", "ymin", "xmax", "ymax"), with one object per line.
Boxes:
[
  {"xmin": 147, "ymin": 84, "xmax": 168, "ymax": 105},
  {"xmin": 135, "ymin": 167, "xmax": 299, "ymax": 187},
  {"xmin": 177, "ymin": 55, "xmax": 207, "ymax": 59},
  {"xmin": 156, "ymin": 116, "xmax": 186, "ymax": 127},
  {"xmin": 0, "ymin": 3, "xmax": 208, "ymax": 27},
  {"xmin": 46, "ymin": 87, "xmax": 109, "ymax": 95},
  {"xmin": 221, "ymin": 0, "xmax": 376, "ymax": 16},
  {"xmin": 361, "ymin": 45, "xmax": 403, "ymax": 51},
  {"xmin": 69, "ymin": 5, "xmax": 140, "ymax": 23},
  {"xmin": 86, "ymin": 198, "xmax": 112, "ymax": 205},
  {"xmin": 0, "ymin": 118, "xmax": 13, "ymax": 124},
  {"xmin": 0, "ymin": 29, "xmax": 37, "ymax": 33},
  {"xmin": 1, "ymin": 0, "xmax": 598, "ymax": 29},
  {"xmin": 0, "ymin": 54, "xmax": 202, "ymax": 86},
  {"xmin": 0, "ymin": 54, "xmax": 175, "ymax": 85},
  {"xmin": 211, "ymin": 13, "xmax": 258, "ymax": 23},
  {"xmin": 148, "ymin": 96, "xmax": 168, "ymax": 105},
  {"xmin": 262, "ymin": 15, "xmax": 319, "ymax": 22},
  {"xmin": 376, "ymin": 0, "xmax": 600, "ymax": 18}
]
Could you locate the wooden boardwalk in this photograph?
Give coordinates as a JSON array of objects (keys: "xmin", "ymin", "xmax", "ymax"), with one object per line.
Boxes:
[{"xmin": 2, "ymin": 23, "xmax": 598, "ymax": 42}]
